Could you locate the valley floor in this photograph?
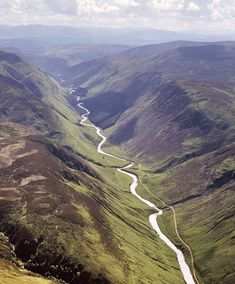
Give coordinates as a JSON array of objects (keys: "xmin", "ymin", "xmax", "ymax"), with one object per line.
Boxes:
[{"xmin": 77, "ymin": 98, "xmax": 198, "ymax": 284}]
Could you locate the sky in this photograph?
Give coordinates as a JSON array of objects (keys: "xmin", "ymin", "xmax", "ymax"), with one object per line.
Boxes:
[{"xmin": 0, "ymin": 0, "xmax": 234, "ymax": 34}]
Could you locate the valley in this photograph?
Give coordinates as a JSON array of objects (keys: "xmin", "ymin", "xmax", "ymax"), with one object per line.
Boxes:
[
  {"xmin": 67, "ymin": 41, "xmax": 235, "ymax": 284},
  {"xmin": 0, "ymin": 34, "xmax": 234, "ymax": 284},
  {"xmin": 77, "ymin": 98, "xmax": 196, "ymax": 284},
  {"xmin": 0, "ymin": 49, "xmax": 189, "ymax": 284}
]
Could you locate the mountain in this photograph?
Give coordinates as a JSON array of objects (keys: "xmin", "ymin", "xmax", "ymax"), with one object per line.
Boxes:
[
  {"xmin": 0, "ymin": 39, "xmax": 130, "ymax": 80},
  {"xmin": 67, "ymin": 42, "xmax": 235, "ymax": 283},
  {"xmin": 1, "ymin": 25, "xmax": 234, "ymax": 46},
  {"xmin": 25, "ymin": 44, "xmax": 130, "ymax": 81},
  {"xmin": 0, "ymin": 49, "xmax": 114, "ymax": 283},
  {"xmin": 0, "ymin": 25, "xmax": 185, "ymax": 45},
  {"xmin": 0, "ymin": 50, "xmax": 196, "ymax": 284},
  {"xmin": 0, "ymin": 122, "xmax": 101, "ymax": 284},
  {"xmin": 69, "ymin": 42, "xmax": 235, "ymax": 166}
]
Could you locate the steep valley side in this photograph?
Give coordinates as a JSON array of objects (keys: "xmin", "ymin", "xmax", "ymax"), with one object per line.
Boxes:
[
  {"xmin": 0, "ymin": 49, "xmax": 198, "ymax": 284},
  {"xmin": 0, "ymin": 42, "xmax": 235, "ymax": 283},
  {"xmin": 68, "ymin": 42, "xmax": 235, "ymax": 284}
]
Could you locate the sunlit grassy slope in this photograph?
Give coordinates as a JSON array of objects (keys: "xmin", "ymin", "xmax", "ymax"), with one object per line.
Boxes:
[{"xmin": 0, "ymin": 259, "xmax": 58, "ymax": 284}]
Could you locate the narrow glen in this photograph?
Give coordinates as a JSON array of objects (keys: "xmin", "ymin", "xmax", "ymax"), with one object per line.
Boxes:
[{"xmin": 77, "ymin": 97, "xmax": 196, "ymax": 284}]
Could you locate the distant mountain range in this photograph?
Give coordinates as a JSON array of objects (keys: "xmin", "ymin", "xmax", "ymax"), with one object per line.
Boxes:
[{"xmin": 0, "ymin": 24, "xmax": 234, "ymax": 46}]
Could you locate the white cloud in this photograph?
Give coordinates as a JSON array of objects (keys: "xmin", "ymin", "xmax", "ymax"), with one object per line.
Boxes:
[
  {"xmin": 12, "ymin": 0, "xmax": 49, "ymax": 14},
  {"xmin": 152, "ymin": 0, "xmax": 184, "ymax": 11},
  {"xmin": 45, "ymin": 0, "xmax": 78, "ymax": 15},
  {"xmin": 0, "ymin": 0, "xmax": 235, "ymax": 34},
  {"xmin": 113, "ymin": 0, "xmax": 139, "ymax": 7},
  {"xmin": 208, "ymin": 0, "xmax": 235, "ymax": 20},
  {"xmin": 77, "ymin": 0, "xmax": 119, "ymax": 15},
  {"xmin": 76, "ymin": 0, "xmax": 138, "ymax": 15},
  {"xmin": 187, "ymin": 2, "xmax": 200, "ymax": 11}
]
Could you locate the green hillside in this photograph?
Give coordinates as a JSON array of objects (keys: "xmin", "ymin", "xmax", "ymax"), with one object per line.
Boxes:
[
  {"xmin": 0, "ymin": 50, "xmax": 193, "ymax": 284},
  {"xmin": 67, "ymin": 42, "xmax": 235, "ymax": 284}
]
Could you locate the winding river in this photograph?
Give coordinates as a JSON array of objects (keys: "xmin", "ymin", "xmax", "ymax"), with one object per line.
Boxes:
[{"xmin": 77, "ymin": 97, "xmax": 196, "ymax": 284}]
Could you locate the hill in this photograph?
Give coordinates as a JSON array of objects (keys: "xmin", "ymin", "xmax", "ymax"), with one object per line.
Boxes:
[
  {"xmin": 70, "ymin": 42, "xmax": 235, "ymax": 166},
  {"xmin": 0, "ymin": 50, "xmax": 195, "ymax": 284},
  {"xmin": 0, "ymin": 25, "xmax": 206, "ymax": 45},
  {"xmin": 68, "ymin": 42, "xmax": 235, "ymax": 284}
]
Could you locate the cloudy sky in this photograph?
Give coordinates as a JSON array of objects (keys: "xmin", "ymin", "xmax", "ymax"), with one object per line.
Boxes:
[{"xmin": 0, "ymin": 0, "xmax": 234, "ymax": 33}]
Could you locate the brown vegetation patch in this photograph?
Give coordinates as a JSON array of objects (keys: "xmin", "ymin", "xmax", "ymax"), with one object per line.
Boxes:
[
  {"xmin": 58, "ymin": 204, "xmax": 84, "ymax": 225},
  {"xmin": 20, "ymin": 175, "xmax": 47, "ymax": 187},
  {"xmin": 0, "ymin": 125, "xmax": 116, "ymax": 283},
  {"xmin": 161, "ymin": 142, "xmax": 235, "ymax": 204},
  {"xmin": 0, "ymin": 140, "xmax": 25, "ymax": 168}
]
